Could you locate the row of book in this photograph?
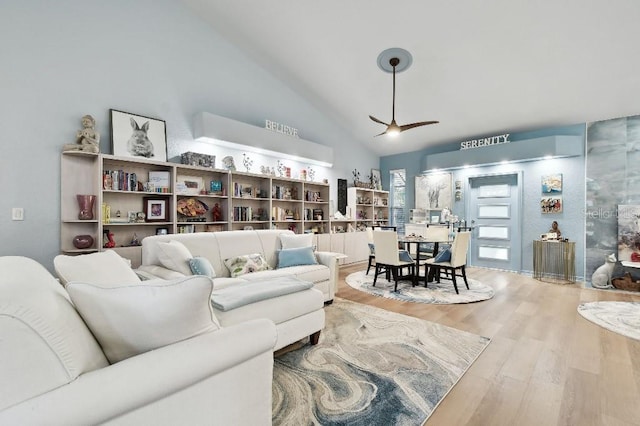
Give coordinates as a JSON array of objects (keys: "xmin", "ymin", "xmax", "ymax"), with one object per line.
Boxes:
[{"xmin": 103, "ymin": 170, "xmax": 139, "ymax": 191}]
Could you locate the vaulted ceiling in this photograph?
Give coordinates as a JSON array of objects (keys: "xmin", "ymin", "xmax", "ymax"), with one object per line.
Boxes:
[{"xmin": 181, "ymin": 0, "xmax": 640, "ymax": 156}]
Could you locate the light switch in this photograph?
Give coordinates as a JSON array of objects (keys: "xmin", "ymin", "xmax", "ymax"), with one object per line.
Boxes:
[{"xmin": 12, "ymin": 208, "xmax": 24, "ymax": 221}]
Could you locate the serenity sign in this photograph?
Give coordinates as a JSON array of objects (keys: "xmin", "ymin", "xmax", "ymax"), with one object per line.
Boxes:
[{"xmin": 460, "ymin": 133, "xmax": 510, "ymax": 150}]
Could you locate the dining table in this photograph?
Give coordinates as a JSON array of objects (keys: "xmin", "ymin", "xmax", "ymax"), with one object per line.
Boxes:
[{"xmin": 398, "ymin": 234, "xmax": 451, "ymax": 284}]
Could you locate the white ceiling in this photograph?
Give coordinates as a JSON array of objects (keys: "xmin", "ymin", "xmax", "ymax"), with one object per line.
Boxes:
[{"xmin": 181, "ymin": 0, "xmax": 640, "ymax": 157}]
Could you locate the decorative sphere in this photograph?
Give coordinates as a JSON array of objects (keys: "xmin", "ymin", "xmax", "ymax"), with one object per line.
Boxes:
[{"xmin": 73, "ymin": 235, "xmax": 94, "ymax": 249}]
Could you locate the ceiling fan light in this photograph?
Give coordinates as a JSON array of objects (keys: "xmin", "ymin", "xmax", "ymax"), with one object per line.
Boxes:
[{"xmin": 387, "ymin": 128, "xmax": 400, "ymax": 137}]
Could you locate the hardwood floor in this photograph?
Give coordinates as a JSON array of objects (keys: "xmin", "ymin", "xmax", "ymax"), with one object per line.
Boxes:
[{"xmin": 336, "ymin": 263, "xmax": 640, "ymax": 426}]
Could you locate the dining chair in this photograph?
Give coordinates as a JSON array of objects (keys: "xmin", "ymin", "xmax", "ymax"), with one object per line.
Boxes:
[
  {"xmin": 372, "ymin": 230, "xmax": 415, "ymax": 291},
  {"xmin": 365, "ymin": 225, "xmax": 397, "ymax": 275},
  {"xmin": 417, "ymin": 225, "xmax": 450, "ymax": 260},
  {"xmin": 424, "ymin": 231, "xmax": 471, "ymax": 294}
]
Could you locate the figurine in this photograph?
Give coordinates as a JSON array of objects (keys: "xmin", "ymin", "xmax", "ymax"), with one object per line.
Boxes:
[
  {"xmin": 222, "ymin": 156, "xmax": 236, "ymax": 171},
  {"xmin": 549, "ymin": 220, "xmax": 561, "ymax": 237},
  {"xmin": 63, "ymin": 115, "xmax": 100, "ymax": 153},
  {"xmin": 103, "ymin": 231, "xmax": 116, "ymax": 248},
  {"xmin": 242, "ymin": 153, "xmax": 253, "ymax": 172},
  {"xmin": 130, "ymin": 233, "xmax": 140, "ymax": 246},
  {"xmin": 212, "ymin": 203, "xmax": 222, "ymax": 222}
]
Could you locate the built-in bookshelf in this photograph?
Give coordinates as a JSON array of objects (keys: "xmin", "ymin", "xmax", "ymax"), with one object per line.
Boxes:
[{"xmin": 347, "ymin": 187, "xmax": 390, "ymax": 230}]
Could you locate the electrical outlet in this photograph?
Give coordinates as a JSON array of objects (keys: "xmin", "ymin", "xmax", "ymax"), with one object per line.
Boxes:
[{"xmin": 12, "ymin": 208, "xmax": 24, "ymax": 221}]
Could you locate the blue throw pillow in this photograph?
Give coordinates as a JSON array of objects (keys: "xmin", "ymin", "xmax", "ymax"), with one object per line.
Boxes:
[
  {"xmin": 277, "ymin": 246, "xmax": 318, "ymax": 269},
  {"xmin": 189, "ymin": 256, "xmax": 216, "ymax": 278},
  {"xmin": 368, "ymin": 243, "xmax": 375, "ymax": 255},
  {"xmin": 433, "ymin": 248, "xmax": 451, "ymax": 263},
  {"xmin": 398, "ymin": 250, "xmax": 414, "ymax": 263}
]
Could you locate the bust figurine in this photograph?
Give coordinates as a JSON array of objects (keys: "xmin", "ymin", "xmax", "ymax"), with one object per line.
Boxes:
[
  {"xmin": 549, "ymin": 220, "xmax": 561, "ymax": 237},
  {"xmin": 63, "ymin": 115, "xmax": 100, "ymax": 153}
]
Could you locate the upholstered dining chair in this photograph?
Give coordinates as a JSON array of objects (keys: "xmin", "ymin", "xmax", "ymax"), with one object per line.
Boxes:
[
  {"xmin": 365, "ymin": 225, "xmax": 396, "ymax": 275},
  {"xmin": 417, "ymin": 225, "xmax": 451, "ymax": 260},
  {"xmin": 424, "ymin": 231, "xmax": 471, "ymax": 294},
  {"xmin": 372, "ymin": 230, "xmax": 415, "ymax": 291}
]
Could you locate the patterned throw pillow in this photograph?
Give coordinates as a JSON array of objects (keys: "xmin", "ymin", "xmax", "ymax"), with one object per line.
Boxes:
[{"xmin": 224, "ymin": 253, "xmax": 271, "ymax": 277}]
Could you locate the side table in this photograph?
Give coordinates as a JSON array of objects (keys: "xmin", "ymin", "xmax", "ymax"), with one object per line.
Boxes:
[{"xmin": 533, "ymin": 240, "xmax": 576, "ymax": 283}]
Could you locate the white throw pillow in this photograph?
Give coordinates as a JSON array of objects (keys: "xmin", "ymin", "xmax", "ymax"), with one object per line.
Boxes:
[
  {"xmin": 66, "ymin": 276, "xmax": 218, "ymax": 363},
  {"xmin": 54, "ymin": 250, "xmax": 141, "ymax": 285},
  {"xmin": 280, "ymin": 233, "xmax": 313, "ymax": 249},
  {"xmin": 156, "ymin": 240, "xmax": 193, "ymax": 276}
]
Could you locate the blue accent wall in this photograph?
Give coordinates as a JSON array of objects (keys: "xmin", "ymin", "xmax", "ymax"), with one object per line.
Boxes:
[{"xmin": 381, "ymin": 124, "xmax": 587, "ymax": 278}]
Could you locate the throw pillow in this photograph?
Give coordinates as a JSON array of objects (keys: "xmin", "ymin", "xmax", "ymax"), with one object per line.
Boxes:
[
  {"xmin": 277, "ymin": 246, "xmax": 318, "ymax": 269},
  {"xmin": 224, "ymin": 253, "xmax": 271, "ymax": 277},
  {"xmin": 398, "ymin": 250, "xmax": 414, "ymax": 263},
  {"xmin": 280, "ymin": 233, "xmax": 314, "ymax": 249},
  {"xmin": 189, "ymin": 256, "xmax": 216, "ymax": 278},
  {"xmin": 434, "ymin": 248, "xmax": 452, "ymax": 263},
  {"xmin": 156, "ymin": 240, "xmax": 193, "ymax": 276},
  {"xmin": 66, "ymin": 276, "xmax": 218, "ymax": 363}
]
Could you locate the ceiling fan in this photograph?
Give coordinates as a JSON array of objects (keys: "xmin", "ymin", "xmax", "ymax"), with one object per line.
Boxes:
[{"xmin": 369, "ymin": 48, "xmax": 439, "ymax": 137}]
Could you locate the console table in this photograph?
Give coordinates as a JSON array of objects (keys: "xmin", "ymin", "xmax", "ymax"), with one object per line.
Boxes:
[{"xmin": 533, "ymin": 240, "xmax": 576, "ymax": 283}]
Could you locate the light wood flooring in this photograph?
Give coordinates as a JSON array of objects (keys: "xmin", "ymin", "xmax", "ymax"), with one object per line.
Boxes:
[{"xmin": 336, "ymin": 262, "xmax": 640, "ymax": 426}]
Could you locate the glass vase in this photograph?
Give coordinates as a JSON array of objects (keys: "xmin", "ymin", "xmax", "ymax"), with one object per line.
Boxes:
[{"xmin": 77, "ymin": 194, "xmax": 96, "ymax": 220}]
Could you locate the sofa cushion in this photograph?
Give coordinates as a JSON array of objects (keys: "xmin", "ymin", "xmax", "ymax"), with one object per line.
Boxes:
[
  {"xmin": 0, "ymin": 257, "xmax": 109, "ymax": 411},
  {"xmin": 224, "ymin": 253, "xmax": 271, "ymax": 278},
  {"xmin": 277, "ymin": 247, "xmax": 318, "ymax": 269},
  {"xmin": 66, "ymin": 276, "xmax": 219, "ymax": 363},
  {"xmin": 189, "ymin": 256, "xmax": 216, "ymax": 278},
  {"xmin": 157, "ymin": 240, "xmax": 194, "ymax": 276},
  {"xmin": 279, "ymin": 233, "xmax": 313, "ymax": 249},
  {"xmin": 239, "ymin": 264, "xmax": 329, "ymax": 285},
  {"xmin": 213, "ymin": 287, "xmax": 324, "ymax": 327},
  {"xmin": 54, "ymin": 250, "xmax": 141, "ymax": 285}
]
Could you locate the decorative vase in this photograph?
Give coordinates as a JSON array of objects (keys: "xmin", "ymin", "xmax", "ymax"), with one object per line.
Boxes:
[
  {"xmin": 72, "ymin": 234, "xmax": 94, "ymax": 249},
  {"xmin": 77, "ymin": 194, "xmax": 96, "ymax": 220}
]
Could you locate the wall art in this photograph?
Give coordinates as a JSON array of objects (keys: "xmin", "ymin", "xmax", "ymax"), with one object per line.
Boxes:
[
  {"xmin": 415, "ymin": 172, "xmax": 452, "ymax": 210},
  {"xmin": 541, "ymin": 173, "xmax": 562, "ymax": 193},
  {"xmin": 110, "ymin": 109, "xmax": 167, "ymax": 161},
  {"xmin": 540, "ymin": 196, "xmax": 562, "ymax": 213}
]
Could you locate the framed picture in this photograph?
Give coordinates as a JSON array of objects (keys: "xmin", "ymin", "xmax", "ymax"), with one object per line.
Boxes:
[
  {"xmin": 540, "ymin": 197, "xmax": 562, "ymax": 213},
  {"xmin": 143, "ymin": 197, "xmax": 169, "ymax": 222},
  {"xmin": 371, "ymin": 169, "xmax": 382, "ymax": 190},
  {"xmin": 542, "ymin": 174, "xmax": 562, "ymax": 193},
  {"xmin": 155, "ymin": 227, "xmax": 168, "ymax": 235},
  {"xmin": 110, "ymin": 109, "xmax": 167, "ymax": 162},
  {"xmin": 415, "ymin": 172, "xmax": 452, "ymax": 210},
  {"xmin": 176, "ymin": 175, "xmax": 204, "ymax": 195}
]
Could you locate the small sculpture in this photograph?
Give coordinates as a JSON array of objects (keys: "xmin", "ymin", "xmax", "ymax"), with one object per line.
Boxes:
[
  {"xmin": 243, "ymin": 153, "xmax": 253, "ymax": 172},
  {"xmin": 352, "ymin": 169, "xmax": 360, "ymax": 186},
  {"xmin": 63, "ymin": 115, "xmax": 100, "ymax": 153},
  {"xmin": 103, "ymin": 231, "xmax": 116, "ymax": 248},
  {"xmin": 212, "ymin": 203, "xmax": 222, "ymax": 222},
  {"xmin": 130, "ymin": 233, "xmax": 140, "ymax": 246},
  {"xmin": 222, "ymin": 156, "xmax": 236, "ymax": 171},
  {"xmin": 591, "ymin": 253, "xmax": 616, "ymax": 289},
  {"xmin": 277, "ymin": 160, "xmax": 285, "ymax": 177},
  {"xmin": 308, "ymin": 167, "xmax": 315, "ymax": 182},
  {"xmin": 549, "ymin": 220, "xmax": 562, "ymax": 237}
]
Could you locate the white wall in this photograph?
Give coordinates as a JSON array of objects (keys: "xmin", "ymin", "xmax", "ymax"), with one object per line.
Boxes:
[{"xmin": 0, "ymin": 0, "xmax": 378, "ymax": 269}]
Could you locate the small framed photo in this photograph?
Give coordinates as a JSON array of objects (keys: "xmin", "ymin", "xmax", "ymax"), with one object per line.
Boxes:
[
  {"xmin": 176, "ymin": 175, "xmax": 204, "ymax": 195},
  {"xmin": 110, "ymin": 109, "xmax": 167, "ymax": 162},
  {"xmin": 371, "ymin": 169, "xmax": 382, "ymax": 190},
  {"xmin": 143, "ymin": 197, "xmax": 169, "ymax": 222},
  {"xmin": 155, "ymin": 227, "xmax": 169, "ymax": 235}
]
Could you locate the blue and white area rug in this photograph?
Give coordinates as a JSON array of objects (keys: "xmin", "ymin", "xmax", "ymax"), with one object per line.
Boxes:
[
  {"xmin": 577, "ymin": 301, "xmax": 640, "ymax": 341},
  {"xmin": 345, "ymin": 270, "xmax": 495, "ymax": 304},
  {"xmin": 273, "ymin": 299, "xmax": 490, "ymax": 425}
]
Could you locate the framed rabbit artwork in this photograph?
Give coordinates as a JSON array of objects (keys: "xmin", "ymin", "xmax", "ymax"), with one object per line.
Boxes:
[{"xmin": 110, "ymin": 109, "xmax": 167, "ymax": 161}]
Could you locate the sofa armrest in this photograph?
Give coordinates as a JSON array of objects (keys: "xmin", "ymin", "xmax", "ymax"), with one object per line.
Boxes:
[
  {"xmin": 315, "ymin": 251, "xmax": 339, "ymax": 300},
  {"xmin": 0, "ymin": 319, "xmax": 277, "ymax": 426},
  {"xmin": 137, "ymin": 264, "xmax": 186, "ymax": 280}
]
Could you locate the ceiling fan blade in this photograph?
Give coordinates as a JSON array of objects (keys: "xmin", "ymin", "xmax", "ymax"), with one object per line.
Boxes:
[
  {"xmin": 399, "ymin": 120, "xmax": 439, "ymax": 132},
  {"xmin": 369, "ymin": 115, "xmax": 389, "ymax": 126},
  {"xmin": 374, "ymin": 130, "xmax": 388, "ymax": 137}
]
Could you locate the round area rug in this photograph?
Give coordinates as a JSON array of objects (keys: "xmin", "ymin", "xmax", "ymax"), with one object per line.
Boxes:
[
  {"xmin": 577, "ymin": 301, "xmax": 640, "ymax": 341},
  {"xmin": 345, "ymin": 270, "xmax": 495, "ymax": 304}
]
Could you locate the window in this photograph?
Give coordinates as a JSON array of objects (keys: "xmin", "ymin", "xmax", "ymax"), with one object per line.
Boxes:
[{"xmin": 390, "ymin": 169, "xmax": 406, "ymax": 235}]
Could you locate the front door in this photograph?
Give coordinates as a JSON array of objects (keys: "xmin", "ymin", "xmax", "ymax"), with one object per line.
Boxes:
[{"xmin": 467, "ymin": 173, "xmax": 521, "ymax": 272}]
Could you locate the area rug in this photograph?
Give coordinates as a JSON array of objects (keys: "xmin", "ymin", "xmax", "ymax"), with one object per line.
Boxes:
[
  {"xmin": 272, "ymin": 298, "xmax": 490, "ymax": 425},
  {"xmin": 345, "ymin": 270, "xmax": 495, "ymax": 304},
  {"xmin": 577, "ymin": 301, "xmax": 640, "ymax": 341}
]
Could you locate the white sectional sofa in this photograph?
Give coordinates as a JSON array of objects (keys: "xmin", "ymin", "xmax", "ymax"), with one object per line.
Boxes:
[
  {"xmin": 139, "ymin": 229, "xmax": 337, "ymax": 302},
  {"xmin": 0, "ymin": 256, "xmax": 277, "ymax": 425},
  {"xmin": 139, "ymin": 229, "xmax": 336, "ymax": 350}
]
